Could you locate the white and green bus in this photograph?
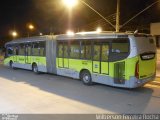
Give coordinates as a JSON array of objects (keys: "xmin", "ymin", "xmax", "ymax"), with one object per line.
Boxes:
[{"xmin": 4, "ymin": 32, "xmax": 156, "ymax": 88}]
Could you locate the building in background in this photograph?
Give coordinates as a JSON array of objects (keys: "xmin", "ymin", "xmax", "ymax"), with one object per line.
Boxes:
[{"xmin": 150, "ymin": 22, "xmax": 160, "ymax": 48}]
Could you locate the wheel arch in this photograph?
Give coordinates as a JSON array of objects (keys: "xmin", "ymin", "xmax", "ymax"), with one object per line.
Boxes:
[
  {"xmin": 32, "ymin": 62, "xmax": 37, "ymax": 70},
  {"xmin": 9, "ymin": 60, "xmax": 13, "ymax": 66},
  {"xmin": 9, "ymin": 60, "xmax": 13, "ymax": 64},
  {"xmin": 79, "ymin": 69, "xmax": 91, "ymax": 79}
]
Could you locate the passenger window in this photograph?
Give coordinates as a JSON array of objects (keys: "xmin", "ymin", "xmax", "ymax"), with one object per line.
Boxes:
[
  {"xmin": 69, "ymin": 41, "xmax": 80, "ymax": 59},
  {"xmin": 58, "ymin": 42, "xmax": 63, "ymax": 58},
  {"xmin": 64, "ymin": 42, "xmax": 69, "ymax": 58},
  {"xmin": 109, "ymin": 38, "xmax": 129, "ymax": 61},
  {"xmin": 39, "ymin": 42, "xmax": 45, "ymax": 56},
  {"xmin": 15, "ymin": 46, "xmax": 19, "ymax": 55},
  {"xmin": 93, "ymin": 44, "xmax": 100, "ymax": 61},
  {"xmin": 12, "ymin": 45, "xmax": 17, "ymax": 55},
  {"xmin": 81, "ymin": 41, "xmax": 85, "ymax": 59},
  {"xmin": 7, "ymin": 47, "xmax": 14, "ymax": 56},
  {"xmin": 101, "ymin": 43, "xmax": 109, "ymax": 61},
  {"xmin": 32, "ymin": 42, "xmax": 39, "ymax": 56},
  {"xmin": 80, "ymin": 41, "xmax": 92, "ymax": 60},
  {"xmin": 27, "ymin": 44, "xmax": 32, "ymax": 56},
  {"xmin": 112, "ymin": 43, "xmax": 129, "ymax": 53},
  {"xmin": 19, "ymin": 44, "xmax": 25, "ymax": 55},
  {"xmin": 86, "ymin": 42, "xmax": 92, "ymax": 60}
]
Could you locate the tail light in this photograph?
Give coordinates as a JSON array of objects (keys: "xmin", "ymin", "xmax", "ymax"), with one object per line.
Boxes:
[{"xmin": 135, "ymin": 61, "xmax": 139, "ymax": 79}]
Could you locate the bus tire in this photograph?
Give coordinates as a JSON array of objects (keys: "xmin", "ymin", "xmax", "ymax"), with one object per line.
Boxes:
[
  {"xmin": 80, "ymin": 70, "xmax": 93, "ymax": 85},
  {"xmin": 32, "ymin": 64, "xmax": 39, "ymax": 74}
]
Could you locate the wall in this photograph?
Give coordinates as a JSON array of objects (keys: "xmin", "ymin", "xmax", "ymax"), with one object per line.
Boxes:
[{"xmin": 150, "ymin": 22, "xmax": 160, "ymax": 35}]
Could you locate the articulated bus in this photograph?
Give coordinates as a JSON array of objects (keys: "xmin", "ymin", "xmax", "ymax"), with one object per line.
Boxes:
[{"xmin": 4, "ymin": 32, "xmax": 156, "ymax": 88}]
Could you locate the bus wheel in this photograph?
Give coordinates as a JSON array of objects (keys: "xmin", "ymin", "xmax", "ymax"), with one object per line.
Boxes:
[
  {"xmin": 80, "ymin": 70, "xmax": 93, "ymax": 85},
  {"xmin": 32, "ymin": 64, "xmax": 39, "ymax": 74}
]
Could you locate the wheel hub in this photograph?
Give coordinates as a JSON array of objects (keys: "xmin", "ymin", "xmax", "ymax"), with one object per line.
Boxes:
[{"xmin": 83, "ymin": 74, "xmax": 90, "ymax": 82}]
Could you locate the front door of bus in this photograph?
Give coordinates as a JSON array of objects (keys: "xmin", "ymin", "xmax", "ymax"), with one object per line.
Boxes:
[
  {"xmin": 25, "ymin": 44, "xmax": 31, "ymax": 64},
  {"xmin": 93, "ymin": 42, "xmax": 109, "ymax": 75}
]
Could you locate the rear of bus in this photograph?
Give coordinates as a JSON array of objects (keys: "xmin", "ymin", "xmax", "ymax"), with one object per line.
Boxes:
[{"xmin": 129, "ymin": 34, "xmax": 156, "ymax": 88}]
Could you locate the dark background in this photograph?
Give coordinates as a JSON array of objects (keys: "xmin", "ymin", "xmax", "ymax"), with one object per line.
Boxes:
[{"xmin": 0, "ymin": 0, "xmax": 160, "ymax": 45}]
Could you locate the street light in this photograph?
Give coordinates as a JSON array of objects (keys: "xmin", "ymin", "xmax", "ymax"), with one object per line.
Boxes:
[
  {"xmin": 39, "ymin": 32, "xmax": 43, "ymax": 36},
  {"xmin": 62, "ymin": 0, "xmax": 78, "ymax": 8},
  {"xmin": 28, "ymin": 24, "xmax": 34, "ymax": 30},
  {"xmin": 62, "ymin": 0, "xmax": 116, "ymax": 31},
  {"xmin": 27, "ymin": 23, "xmax": 35, "ymax": 37},
  {"xmin": 96, "ymin": 27, "xmax": 102, "ymax": 33},
  {"xmin": 62, "ymin": 0, "xmax": 160, "ymax": 33},
  {"xmin": 66, "ymin": 30, "xmax": 74, "ymax": 35},
  {"xmin": 11, "ymin": 31, "xmax": 18, "ymax": 38}
]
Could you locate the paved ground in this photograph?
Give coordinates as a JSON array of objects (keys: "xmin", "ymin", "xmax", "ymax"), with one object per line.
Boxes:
[{"xmin": 0, "ymin": 64, "xmax": 160, "ymax": 114}]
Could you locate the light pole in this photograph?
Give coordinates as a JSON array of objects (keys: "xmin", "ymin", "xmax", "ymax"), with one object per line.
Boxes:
[{"xmin": 116, "ymin": 0, "xmax": 120, "ymax": 32}]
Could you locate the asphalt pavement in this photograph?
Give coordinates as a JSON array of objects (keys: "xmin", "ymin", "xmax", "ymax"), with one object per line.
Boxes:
[{"xmin": 0, "ymin": 64, "xmax": 160, "ymax": 114}]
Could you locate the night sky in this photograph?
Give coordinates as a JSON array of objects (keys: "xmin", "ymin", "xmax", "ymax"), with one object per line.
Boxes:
[{"xmin": 0, "ymin": 0, "xmax": 160, "ymax": 39}]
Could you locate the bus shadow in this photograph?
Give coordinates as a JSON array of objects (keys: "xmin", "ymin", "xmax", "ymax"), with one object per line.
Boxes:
[{"xmin": 0, "ymin": 66, "xmax": 155, "ymax": 114}]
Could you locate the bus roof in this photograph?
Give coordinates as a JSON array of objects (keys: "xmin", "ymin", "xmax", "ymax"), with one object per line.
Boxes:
[
  {"xmin": 56, "ymin": 31, "xmax": 152, "ymax": 40},
  {"xmin": 5, "ymin": 35, "xmax": 54, "ymax": 46},
  {"xmin": 56, "ymin": 32, "xmax": 128, "ymax": 40},
  {"xmin": 5, "ymin": 31, "xmax": 152, "ymax": 46}
]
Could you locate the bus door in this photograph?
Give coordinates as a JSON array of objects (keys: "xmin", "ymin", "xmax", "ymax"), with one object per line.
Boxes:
[
  {"xmin": 93, "ymin": 43, "xmax": 101, "ymax": 73},
  {"xmin": 93, "ymin": 42, "xmax": 109, "ymax": 74},
  {"xmin": 101, "ymin": 43, "xmax": 109, "ymax": 75},
  {"xmin": 25, "ymin": 43, "xmax": 31, "ymax": 64},
  {"xmin": 58, "ymin": 42, "xmax": 69, "ymax": 68},
  {"xmin": 63, "ymin": 42, "xmax": 69, "ymax": 68},
  {"xmin": 18, "ymin": 44, "xmax": 25, "ymax": 64}
]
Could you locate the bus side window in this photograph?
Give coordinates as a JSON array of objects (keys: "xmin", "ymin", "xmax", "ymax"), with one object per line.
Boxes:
[
  {"xmin": 101, "ymin": 43, "xmax": 109, "ymax": 62},
  {"xmin": 93, "ymin": 42, "xmax": 101, "ymax": 61},
  {"xmin": 112, "ymin": 39, "xmax": 129, "ymax": 53},
  {"xmin": 69, "ymin": 41, "xmax": 80, "ymax": 59},
  {"xmin": 64, "ymin": 42, "xmax": 69, "ymax": 58},
  {"xmin": 28, "ymin": 43, "xmax": 32, "ymax": 56},
  {"xmin": 86, "ymin": 41, "xmax": 92, "ymax": 60},
  {"xmin": 6, "ymin": 45, "xmax": 14, "ymax": 57},
  {"xmin": 58, "ymin": 42, "xmax": 63, "ymax": 58},
  {"xmin": 19, "ymin": 44, "xmax": 25, "ymax": 55},
  {"xmin": 80, "ymin": 41, "xmax": 91, "ymax": 60},
  {"xmin": 25, "ymin": 43, "xmax": 32, "ymax": 56},
  {"xmin": 109, "ymin": 38, "xmax": 129, "ymax": 61},
  {"xmin": 13, "ymin": 45, "xmax": 16, "ymax": 55},
  {"xmin": 39, "ymin": 41, "xmax": 45, "ymax": 56},
  {"xmin": 16, "ymin": 46, "xmax": 19, "ymax": 55},
  {"xmin": 32, "ymin": 42, "xmax": 39, "ymax": 56},
  {"xmin": 80, "ymin": 41, "xmax": 85, "ymax": 59},
  {"xmin": 12, "ymin": 44, "xmax": 19, "ymax": 56}
]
